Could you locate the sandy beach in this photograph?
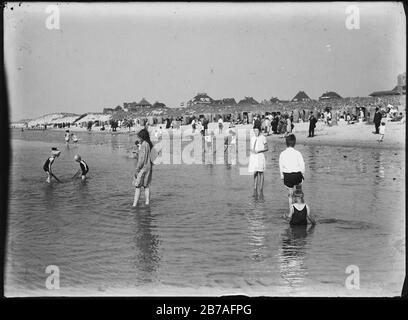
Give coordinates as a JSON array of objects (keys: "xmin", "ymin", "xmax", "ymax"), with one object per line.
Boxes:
[{"xmin": 34, "ymin": 119, "xmax": 405, "ymax": 150}]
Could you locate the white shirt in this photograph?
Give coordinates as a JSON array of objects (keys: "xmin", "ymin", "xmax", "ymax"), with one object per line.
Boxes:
[
  {"xmin": 279, "ymin": 147, "xmax": 305, "ymax": 177},
  {"xmin": 218, "ymin": 118, "xmax": 223, "ymax": 124},
  {"xmin": 250, "ymin": 134, "xmax": 267, "ymax": 152},
  {"xmin": 379, "ymin": 125, "xmax": 385, "ymax": 135}
]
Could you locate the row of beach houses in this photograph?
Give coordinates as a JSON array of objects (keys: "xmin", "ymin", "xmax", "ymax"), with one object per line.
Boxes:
[{"xmin": 11, "ymin": 73, "xmax": 406, "ymax": 129}]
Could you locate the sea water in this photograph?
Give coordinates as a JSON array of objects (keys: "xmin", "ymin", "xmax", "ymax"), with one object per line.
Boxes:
[{"xmin": 5, "ymin": 129, "xmax": 405, "ymax": 296}]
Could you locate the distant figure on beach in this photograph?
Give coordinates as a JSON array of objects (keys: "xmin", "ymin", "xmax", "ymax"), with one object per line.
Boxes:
[
  {"xmin": 308, "ymin": 113, "xmax": 317, "ymax": 137},
  {"xmin": 201, "ymin": 117, "xmax": 208, "ymax": 136},
  {"xmin": 191, "ymin": 117, "xmax": 196, "ymax": 134},
  {"xmin": 248, "ymin": 125, "xmax": 268, "ymax": 198},
  {"xmin": 346, "ymin": 113, "xmax": 352, "ymax": 124},
  {"xmin": 43, "ymin": 147, "xmax": 61, "ymax": 183},
  {"xmin": 73, "ymin": 154, "xmax": 89, "ymax": 181},
  {"xmin": 286, "ymin": 115, "xmax": 293, "ymax": 135},
  {"xmin": 279, "ymin": 134, "xmax": 305, "ymax": 211},
  {"xmin": 132, "ymin": 129, "xmax": 154, "ymax": 207},
  {"xmin": 373, "ymin": 107, "xmax": 382, "ymax": 134},
  {"xmin": 218, "ymin": 116, "xmax": 224, "ymax": 134},
  {"xmin": 378, "ymin": 122, "xmax": 386, "ymax": 142},
  {"xmin": 283, "ymin": 188, "xmax": 316, "ymax": 225},
  {"xmin": 64, "ymin": 130, "xmax": 70, "ymax": 145},
  {"xmin": 359, "ymin": 108, "xmax": 365, "ymax": 122}
]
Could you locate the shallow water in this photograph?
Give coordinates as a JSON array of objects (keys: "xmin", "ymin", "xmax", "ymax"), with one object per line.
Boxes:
[{"xmin": 5, "ymin": 129, "xmax": 405, "ymax": 296}]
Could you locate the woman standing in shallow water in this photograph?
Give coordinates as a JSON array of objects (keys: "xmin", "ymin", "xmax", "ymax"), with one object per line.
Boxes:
[
  {"xmin": 132, "ymin": 129, "xmax": 153, "ymax": 207},
  {"xmin": 248, "ymin": 125, "xmax": 268, "ymax": 198}
]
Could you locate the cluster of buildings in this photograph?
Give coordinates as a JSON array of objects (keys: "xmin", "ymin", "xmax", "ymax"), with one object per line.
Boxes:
[
  {"xmin": 98, "ymin": 72, "xmax": 405, "ymax": 116},
  {"xmin": 13, "ymin": 73, "xmax": 405, "ymax": 129},
  {"xmin": 103, "ymin": 98, "xmax": 167, "ymax": 114}
]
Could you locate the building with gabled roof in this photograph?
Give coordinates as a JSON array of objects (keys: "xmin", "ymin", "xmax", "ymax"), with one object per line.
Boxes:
[
  {"xmin": 238, "ymin": 96, "xmax": 259, "ymax": 105},
  {"xmin": 191, "ymin": 92, "xmax": 214, "ymax": 105},
  {"xmin": 319, "ymin": 91, "xmax": 342, "ymax": 100},
  {"xmin": 292, "ymin": 91, "xmax": 311, "ymax": 102}
]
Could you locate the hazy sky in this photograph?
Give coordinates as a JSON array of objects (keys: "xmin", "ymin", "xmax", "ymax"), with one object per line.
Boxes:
[{"xmin": 5, "ymin": 2, "xmax": 406, "ymax": 121}]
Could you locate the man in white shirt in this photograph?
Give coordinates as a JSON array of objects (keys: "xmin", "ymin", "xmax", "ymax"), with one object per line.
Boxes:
[{"xmin": 279, "ymin": 134, "xmax": 305, "ymax": 212}]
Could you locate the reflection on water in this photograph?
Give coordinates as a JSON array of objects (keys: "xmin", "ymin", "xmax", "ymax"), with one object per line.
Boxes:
[
  {"xmin": 246, "ymin": 205, "xmax": 267, "ymax": 262},
  {"xmin": 5, "ymin": 129, "xmax": 405, "ymax": 296},
  {"xmin": 279, "ymin": 225, "xmax": 315, "ymax": 287},
  {"xmin": 133, "ymin": 207, "xmax": 160, "ymax": 284}
]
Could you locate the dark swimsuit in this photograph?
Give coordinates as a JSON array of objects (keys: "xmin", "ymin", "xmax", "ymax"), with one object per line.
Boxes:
[
  {"xmin": 290, "ymin": 204, "xmax": 308, "ymax": 226},
  {"xmin": 79, "ymin": 160, "xmax": 89, "ymax": 176},
  {"xmin": 43, "ymin": 157, "xmax": 54, "ymax": 172}
]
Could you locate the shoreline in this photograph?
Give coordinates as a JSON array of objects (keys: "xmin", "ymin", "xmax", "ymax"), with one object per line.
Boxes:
[{"xmin": 13, "ymin": 121, "xmax": 405, "ymax": 150}]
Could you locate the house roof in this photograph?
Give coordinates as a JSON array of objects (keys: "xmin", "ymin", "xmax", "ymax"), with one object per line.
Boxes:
[
  {"xmin": 152, "ymin": 101, "xmax": 167, "ymax": 108},
  {"xmin": 192, "ymin": 92, "xmax": 213, "ymax": 102},
  {"xmin": 292, "ymin": 91, "xmax": 311, "ymax": 101},
  {"xmin": 136, "ymin": 98, "xmax": 151, "ymax": 106},
  {"xmin": 319, "ymin": 91, "xmax": 342, "ymax": 99},
  {"xmin": 369, "ymin": 90, "xmax": 402, "ymax": 97},
  {"xmin": 238, "ymin": 97, "xmax": 259, "ymax": 105}
]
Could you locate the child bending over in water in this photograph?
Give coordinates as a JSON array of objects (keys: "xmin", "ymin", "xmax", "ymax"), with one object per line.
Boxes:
[
  {"xmin": 284, "ymin": 188, "xmax": 316, "ymax": 225},
  {"xmin": 73, "ymin": 154, "xmax": 89, "ymax": 180},
  {"xmin": 43, "ymin": 147, "xmax": 61, "ymax": 183}
]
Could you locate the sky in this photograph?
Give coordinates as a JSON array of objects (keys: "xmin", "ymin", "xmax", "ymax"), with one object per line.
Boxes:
[{"xmin": 4, "ymin": 2, "xmax": 406, "ymax": 122}]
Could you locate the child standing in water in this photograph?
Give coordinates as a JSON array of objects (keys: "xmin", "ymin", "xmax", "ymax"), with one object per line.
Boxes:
[
  {"xmin": 64, "ymin": 130, "xmax": 70, "ymax": 145},
  {"xmin": 132, "ymin": 129, "xmax": 154, "ymax": 207},
  {"xmin": 43, "ymin": 147, "xmax": 61, "ymax": 183},
  {"xmin": 279, "ymin": 134, "xmax": 305, "ymax": 211},
  {"xmin": 378, "ymin": 122, "xmax": 386, "ymax": 142},
  {"xmin": 284, "ymin": 188, "xmax": 316, "ymax": 225},
  {"xmin": 248, "ymin": 125, "xmax": 268, "ymax": 198},
  {"xmin": 73, "ymin": 154, "xmax": 89, "ymax": 180}
]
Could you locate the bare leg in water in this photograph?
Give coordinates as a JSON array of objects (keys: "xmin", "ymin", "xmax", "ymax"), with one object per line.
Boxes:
[
  {"xmin": 258, "ymin": 172, "xmax": 264, "ymax": 199},
  {"xmin": 144, "ymin": 187, "xmax": 150, "ymax": 206},
  {"xmin": 133, "ymin": 187, "xmax": 150, "ymax": 207},
  {"xmin": 132, "ymin": 188, "xmax": 141, "ymax": 207},
  {"xmin": 287, "ymin": 187, "xmax": 294, "ymax": 212},
  {"xmin": 253, "ymin": 172, "xmax": 259, "ymax": 198}
]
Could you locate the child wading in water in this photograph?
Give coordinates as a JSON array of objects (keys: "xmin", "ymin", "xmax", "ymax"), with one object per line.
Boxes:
[
  {"xmin": 73, "ymin": 154, "xmax": 89, "ymax": 181},
  {"xmin": 132, "ymin": 129, "xmax": 154, "ymax": 207},
  {"xmin": 43, "ymin": 147, "xmax": 61, "ymax": 183},
  {"xmin": 378, "ymin": 122, "xmax": 385, "ymax": 142},
  {"xmin": 248, "ymin": 125, "xmax": 268, "ymax": 198},
  {"xmin": 64, "ymin": 130, "xmax": 70, "ymax": 145},
  {"xmin": 279, "ymin": 134, "xmax": 305, "ymax": 211},
  {"xmin": 284, "ymin": 187, "xmax": 316, "ymax": 225}
]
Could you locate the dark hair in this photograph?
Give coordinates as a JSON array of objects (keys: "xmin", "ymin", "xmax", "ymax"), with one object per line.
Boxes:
[
  {"xmin": 137, "ymin": 129, "xmax": 153, "ymax": 149},
  {"xmin": 286, "ymin": 134, "xmax": 296, "ymax": 147}
]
